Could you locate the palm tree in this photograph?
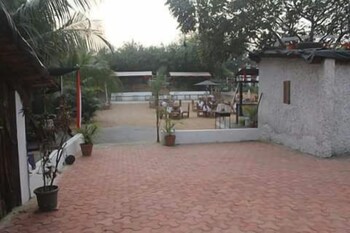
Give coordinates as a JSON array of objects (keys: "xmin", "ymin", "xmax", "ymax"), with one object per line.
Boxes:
[
  {"xmin": 150, "ymin": 67, "xmax": 167, "ymax": 143},
  {"xmin": 1, "ymin": 0, "xmax": 112, "ymax": 65},
  {"xmin": 79, "ymin": 50, "xmax": 122, "ymax": 104},
  {"xmin": 59, "ymin": 49, "xmax": 121, "ymax": 104}
]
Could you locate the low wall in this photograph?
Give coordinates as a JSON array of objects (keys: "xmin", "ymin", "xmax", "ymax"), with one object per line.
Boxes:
[
  {"xmin": 111, "ymin": 91, "xmax": 208, "ymax": 102},
  {"xmin": 29, "ymin": 134, "xmax": 84, "ymax": 197},
  {"xmin": 169, "ymin": 91, "xmax": 207, "ymax": 100},
  {"xmin": 169, "ymin": 128, "xmax": 260, "ymax": 145},
  {"xmin": 111, "ymin": 92, "xmax": 152, "ymax": 102}
]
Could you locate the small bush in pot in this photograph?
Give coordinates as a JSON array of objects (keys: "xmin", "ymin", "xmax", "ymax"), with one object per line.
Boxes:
[
  {"xmin": 162, "ymin": 111, "xmax": 177, "ymax": 146},
  {"xmin": 34, "ymin": 138, "xmax": 66, "ymax": 211},
  {"xmin": 77, "ymin": 123, "xmax": 98, "ymax": 156},
  {"xmin": 31, "ymin": 97, "xmax": 71, "ymax": 211}
]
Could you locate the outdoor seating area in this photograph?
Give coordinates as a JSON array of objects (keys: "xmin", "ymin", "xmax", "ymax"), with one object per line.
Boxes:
[
  {"xmin": 159, "ymin": 100, "xmax": 190, "ymax": 120},
  {"xmin": 194, "ymin": 97, "xmax": 218, "ymax": 118},
  {"xmin": 145, "ymin": 89, "xmax": 259, "ymax": 129}
]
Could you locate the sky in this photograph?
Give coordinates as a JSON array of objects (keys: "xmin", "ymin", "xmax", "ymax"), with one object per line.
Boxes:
[{"xmin": 91, "ymin": 0, "xmax": 181, "ymax": 48}]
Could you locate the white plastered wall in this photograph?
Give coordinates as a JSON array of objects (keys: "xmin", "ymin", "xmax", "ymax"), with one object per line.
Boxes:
[
  {"xmin": 258, "ymin": 58, "xmax": 335, "ymax": 157},
  {"xmin": 333, "ymin": 62, "xmax": 350, "ymax": 155},
  {"xmin": 15, "ymin": 92, "xmax": 30, "ymax": 203}
]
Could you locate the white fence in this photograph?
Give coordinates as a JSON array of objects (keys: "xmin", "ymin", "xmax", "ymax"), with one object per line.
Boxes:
[{"xmin": 111, "ymin": 91, "xmax": 208, "ymax": 102}]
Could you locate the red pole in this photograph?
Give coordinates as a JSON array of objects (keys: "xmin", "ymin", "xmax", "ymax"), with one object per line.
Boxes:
[{"xmin": 76, "ymin": 69, "xmax": 81, "ymax": 128}]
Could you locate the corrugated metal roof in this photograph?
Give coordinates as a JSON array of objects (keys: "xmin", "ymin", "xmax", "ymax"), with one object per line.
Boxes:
[
  {"xmin": 113, "ymin": 71, "xmax": 153, "ymax": 77},
  {"xmin": 169, "ymin": 72, "xmax": 211, "ymax": 77}
]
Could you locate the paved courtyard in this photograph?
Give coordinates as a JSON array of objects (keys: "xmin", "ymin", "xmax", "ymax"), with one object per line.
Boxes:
[{"xmin": 1, "ymin": 142, "xmax": 350, "ymax": 233}]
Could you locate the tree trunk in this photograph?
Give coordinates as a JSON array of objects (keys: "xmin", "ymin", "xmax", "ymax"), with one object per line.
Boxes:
[
  {"xmin": 104, "ymin": 82, "xmax": 108, "ymax": 104},
  {"xmin": 155, "ymin": 92, "xmax": 160, "ymax": 143}
]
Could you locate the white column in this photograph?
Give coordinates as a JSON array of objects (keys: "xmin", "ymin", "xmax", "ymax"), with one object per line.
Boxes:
[{"xmin": 15, "ymin": 92, "xmax": 30, "ymax": 203}]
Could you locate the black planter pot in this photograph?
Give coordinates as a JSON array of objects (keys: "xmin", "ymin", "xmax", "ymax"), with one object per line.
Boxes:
[{"xmin": 34, "ymin": 185, "xmax": 59, "ymax": 211}]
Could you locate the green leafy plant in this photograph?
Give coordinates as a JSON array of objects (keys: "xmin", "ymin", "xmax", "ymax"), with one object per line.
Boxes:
[
  {"xmin": 76, "ymin": 123, "xmax": 99, "ymax": 144},
  {"xmin": 64, "ymin": 87, "xmax": 101, "ymax": 123},
  {"xmin": 30, "ymin": 96, "xmax": 71, "ymax": 190},
  {"xmin": 243, "ymin": 106, "xmax": 258, "ymax": 127},
  {"xmin": 150, "ymin": 67, "xmax": 167, "ymax": 142},
  {"xmin": 161, "ymin": 111, "xmax": 177, "ymax": 135},
  {"xmin": 163, "ymin": 118, "xmax": 176, "ymax": 135}
]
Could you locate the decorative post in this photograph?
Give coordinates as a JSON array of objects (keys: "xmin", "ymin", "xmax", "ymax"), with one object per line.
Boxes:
[{"xmin": 76, "ymin": 68, "xmax": 81, "ymax": 129}]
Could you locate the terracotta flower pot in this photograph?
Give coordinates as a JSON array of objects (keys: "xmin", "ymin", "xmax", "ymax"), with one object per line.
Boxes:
[
  {"xmin": 164, "ymin": 134, "xmax": 176, "ymax": 146},
  {"xmin": 80, "ymin": 143, "xmax": 93, "ymax": 156}
]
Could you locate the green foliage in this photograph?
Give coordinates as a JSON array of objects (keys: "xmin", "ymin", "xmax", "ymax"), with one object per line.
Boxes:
[
  {"xmin": 166, "ymin": 0, "xmax": 247, "ymax": 69},
  {"xmin": 64, "ymin": 86, "xmax": 100, "ymax": 123},
  {"xmin": 243, "ymin": 106, "xmax": 257, "ymax": 118},
  {"xmin": 81, "ymin": 87, "xmax": 101, "ymax": 123},
  {"xmin": 150, "ymin": 67, "xmax": 167, "ymax": 95},
  {"xmin": 4, "ymin": 0, "xmax": 111, "ymax": 65},
  {"xmin": 166, "ymin": 0, "xmax": 350, "ymax": 58},
  {"xmin": 162, "ymin": 112, "xmax": 176, "ymax": 135},
  {"xmin": 242, "ymin": 105, "xmax": 258, "ymax": 127},
  {"xmin": 61, "ymin": 49, "xmax": 121, "ymax": 102},
  {"xmin": 151, "ymin": 67, "xmax": 168, "ymax": 143},
  {"xmin": 107, "ymin": 35, "xmax": 249, "ymax": 79},
  {"xmin": 27, "ymin": 96, "xmax": 72, "ymax": 188},
  {"xmin": 30, "ymin": 49, "xmax": 118, "ymax": 123},
  {"xmin": 2, "ymin": 0, "xmax": 26, "ymax": 13},
  {"xmin": 109, "ymin": 39, "xmax": 208, "ymax": 73},
  {"xmin": 76, "ymin": 123, "xmax": 99, "ymax": 144}
]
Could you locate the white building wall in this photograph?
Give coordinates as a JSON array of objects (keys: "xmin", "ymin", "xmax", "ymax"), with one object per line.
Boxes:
[
  {"xmin": 259, "ymin": 58, "xmax": 333, "ymax": 157},
  {"xmin": 333, "ymin": 63, "xmax": 350, "ymax": 155},
  {"xmin": 15, "ymin": 92, "xmax": 30, "ymax": 203}
]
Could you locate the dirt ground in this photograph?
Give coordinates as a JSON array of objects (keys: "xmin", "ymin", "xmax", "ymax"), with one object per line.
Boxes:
[{"xmin": 94, "ymin": 102, "xmax": 227, "ymax": 130}]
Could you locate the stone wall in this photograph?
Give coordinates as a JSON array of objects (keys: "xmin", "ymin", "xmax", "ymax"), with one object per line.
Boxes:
[
  {"xmin": 258, "ymin": 58, "xmax": 333, "ymax": 157},
  {"xmin": 333, "ymin": 63, "xmax": 350, "ymax": 155}
]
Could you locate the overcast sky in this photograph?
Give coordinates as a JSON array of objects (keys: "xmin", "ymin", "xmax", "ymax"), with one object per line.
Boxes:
[{"xmin": 91, "ymin": 0, "xmax": 181, "ymax": 47}]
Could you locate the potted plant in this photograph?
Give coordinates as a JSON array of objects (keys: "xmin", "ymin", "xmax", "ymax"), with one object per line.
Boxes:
[
  {"xmin": 162, "ymin": 111, "xmax": 176, "ymax": 146},
  {"xmin": 245, "ymin": 106, "xmax": 258, "ymax": 127},
  {"xmin": 34, "ymin": 138, "xmax": 66, "ymax": 211},
  {"xmin": 77, "ymin": 123, "xmax": 98, "ymax": 156},
  {"xmin": 33, "ymin": 97, "xmax": 71, "ymax": 211}
]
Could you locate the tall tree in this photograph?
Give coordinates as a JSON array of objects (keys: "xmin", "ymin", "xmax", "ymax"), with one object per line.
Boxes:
[
  {"xmin": 60, "ymin": 49, "xmax": 121, "ymax": 104},
  {"xmin": 166, "ymin": 0, "xmax": 349, "ymax": 56},
  {"xmin": 109, "ymin": 39, "xmax": 208, "ymax": 73},
  {"xmin": 1, "ymin": 0, "xmax": 111, "ymax": 65},
  {"xmin": 166, "ymin": 0, "xmax": 247, "ymax": 77}
]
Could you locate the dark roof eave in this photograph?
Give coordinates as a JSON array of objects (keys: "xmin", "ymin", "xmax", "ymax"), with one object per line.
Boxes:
[
  {"xmin": 249, "ymin": 49, "xmax": 350, "ymax": 64},
  {"xmin": 48, "ymin": 67, "xmax": 80, "ymax": 76},
  {"xmin": 0, "ymin": 3, "xmax": 54, "ymax": 88},
  {"xmin": 236, "ymin": 68, "xmax": 259, "ymax": 76}
]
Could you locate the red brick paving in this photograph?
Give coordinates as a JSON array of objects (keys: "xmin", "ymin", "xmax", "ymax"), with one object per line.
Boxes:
[{"xmin": 1, "ymin": 142, "xmax": 350, "ymax": 233}]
